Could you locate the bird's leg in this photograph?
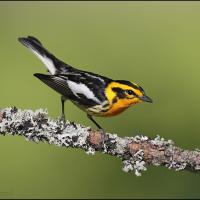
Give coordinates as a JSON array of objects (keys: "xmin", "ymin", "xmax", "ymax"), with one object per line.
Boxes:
[
  {"xmin": 87, "ymin": 114, "xmax": 107, "ymax": 140},
  {"xmin": 87, "ymin": 114, "xmax": 102, "ymax": 130},
  {"xmin": 60, "ymin": 96, "xmax": 66, "ymax": 122}
]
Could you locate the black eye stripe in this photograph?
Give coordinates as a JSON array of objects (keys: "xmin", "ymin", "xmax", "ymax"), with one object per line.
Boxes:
[
  {"xmin": 112, "ymin": 87, "xmax": 126, "ymax": 99},
  {"xmin": 111, "ymin": 87, "xmax": 138, "ymax": 100}
]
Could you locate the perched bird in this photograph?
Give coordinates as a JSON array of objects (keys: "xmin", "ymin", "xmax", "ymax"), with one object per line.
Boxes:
[{"xmin": 18, "ymin": 36, "xmax": 153, "ymax": 131}]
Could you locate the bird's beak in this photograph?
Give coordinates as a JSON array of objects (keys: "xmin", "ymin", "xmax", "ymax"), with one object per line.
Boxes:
[{"xmin": 139, "ymin": 95, "xmax": 153, "ymax": 103}]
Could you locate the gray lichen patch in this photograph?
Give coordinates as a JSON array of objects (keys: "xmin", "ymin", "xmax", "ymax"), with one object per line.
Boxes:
[
  {"xmin": 122, "ymin": 150, "xmax": 147, "ymax": 176},
  {"xmin": 151, "ymin": 135, "xmax": 174, "ymax": 147},
  {"xmin": 0, "ymin": 107, "xmax": 90, "ymax": 148}
]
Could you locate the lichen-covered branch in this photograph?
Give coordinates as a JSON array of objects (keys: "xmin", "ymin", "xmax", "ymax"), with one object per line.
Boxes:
[{"xmin": 0, "ymin": 107, "xmax": 200, "ymax": 176}]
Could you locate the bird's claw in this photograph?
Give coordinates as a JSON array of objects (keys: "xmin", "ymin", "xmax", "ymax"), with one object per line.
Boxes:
[
  {"xmin": 99, "ymin": 128, "xmax": 108, "ymax": 141},
  {"xmin": 59, "ymin": 115, "xmax": 67, "ymax": 129}
]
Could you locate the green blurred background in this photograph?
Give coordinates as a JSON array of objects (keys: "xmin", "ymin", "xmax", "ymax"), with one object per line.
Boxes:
[{"xmin": 0, "ymin": 1, "xmax": 200, "ymax": 198}]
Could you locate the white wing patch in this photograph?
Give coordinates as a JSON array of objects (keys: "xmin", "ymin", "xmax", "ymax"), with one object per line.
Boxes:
[
  {"xmin": 30, "ymin": 49, "xmax": 56, "ymax": 75},
  {"xmin": 67, "ymin": 80, "xmax": 101, "ymax": 103}
]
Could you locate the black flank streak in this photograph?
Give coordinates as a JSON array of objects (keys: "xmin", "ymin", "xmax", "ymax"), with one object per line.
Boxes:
[{"xmin": 102, "ymin": 102, "xmax": 110, "ymax": 108}]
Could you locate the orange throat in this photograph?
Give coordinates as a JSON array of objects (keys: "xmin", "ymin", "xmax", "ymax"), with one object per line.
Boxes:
[{"xmin": 102, "ymin": 98, "xmax": 140, "ymax": 117}]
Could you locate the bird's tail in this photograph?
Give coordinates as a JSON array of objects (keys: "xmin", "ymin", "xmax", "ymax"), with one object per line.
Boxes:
[{"xmin": 18, "ymin": 36, "xmax": 73, "ymax": 75}]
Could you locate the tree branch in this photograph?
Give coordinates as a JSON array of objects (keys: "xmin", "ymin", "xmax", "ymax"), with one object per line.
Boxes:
[{"xmin": 0, "ymin": 107, "xmax": 200, "ymax": 176}]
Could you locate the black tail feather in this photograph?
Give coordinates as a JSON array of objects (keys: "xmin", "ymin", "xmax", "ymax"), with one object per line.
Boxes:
[{"xmin": 19, "ymin": 36, "xmax": 74, "ymax": 74}]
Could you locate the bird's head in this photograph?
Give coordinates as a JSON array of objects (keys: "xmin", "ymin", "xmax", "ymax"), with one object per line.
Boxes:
[{"xmin": 104, "ymin": 80, "xmax": 153, "ymax": 116}]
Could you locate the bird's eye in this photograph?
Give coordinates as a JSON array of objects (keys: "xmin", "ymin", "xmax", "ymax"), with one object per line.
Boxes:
[{"xmin": 126, "ymin": 90, "xmax": 135, "ymax": 95}]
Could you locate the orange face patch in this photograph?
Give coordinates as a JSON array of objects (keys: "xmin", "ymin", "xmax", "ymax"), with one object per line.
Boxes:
[{"xmin": 101, "ymin": 98, "xmax": 141, "ymax": 117}]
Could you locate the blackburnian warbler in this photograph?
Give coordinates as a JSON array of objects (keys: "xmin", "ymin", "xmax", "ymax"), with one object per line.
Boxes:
[{"xmin": 18, "ymin": 36, "xmax": 153, "ymax": 130}]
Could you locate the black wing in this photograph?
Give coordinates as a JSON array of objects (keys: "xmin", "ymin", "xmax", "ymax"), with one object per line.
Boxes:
[
  {"xmin": 34, "ymin": 73, "xmax": 73, "ymax": 98},
  {"xmin": 34, "ymin": 73, "xmax": 110, "ymax": 107},
  {"xmin": 58, "ymin": 71, "xmax": 112, "ymax": 103}
]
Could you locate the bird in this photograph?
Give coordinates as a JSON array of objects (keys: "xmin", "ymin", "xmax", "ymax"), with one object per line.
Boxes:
[{"xmin": 18, "ymin": 36, "xmax": 153, "ymax": 131}]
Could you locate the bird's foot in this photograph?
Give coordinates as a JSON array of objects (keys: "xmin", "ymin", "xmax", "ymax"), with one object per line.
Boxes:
[
  {"xmin": 59, "ymin": 115, "xmax": 67, "ymax": 129},
  {"xmin": 99, "ymin": 128, "xmax": 108, "ymax": 142}
]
